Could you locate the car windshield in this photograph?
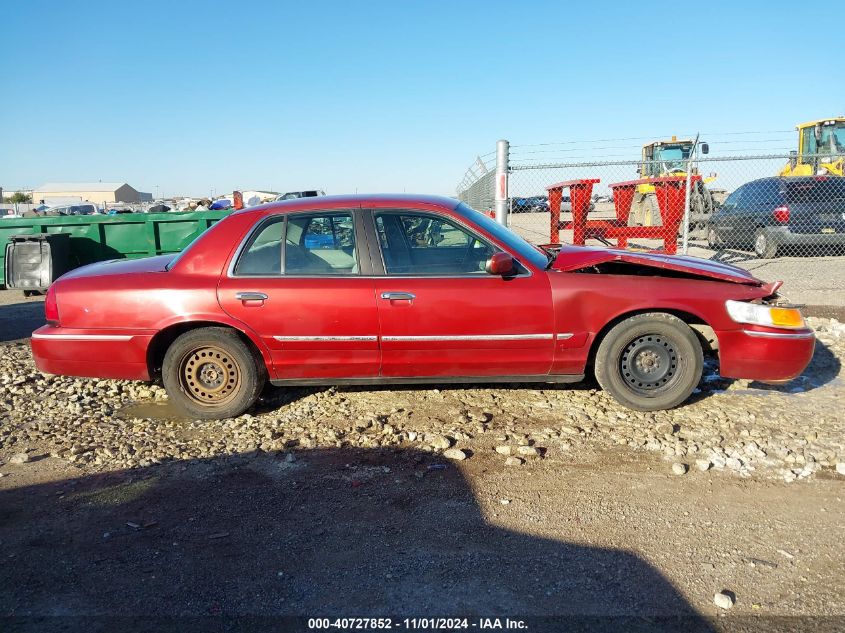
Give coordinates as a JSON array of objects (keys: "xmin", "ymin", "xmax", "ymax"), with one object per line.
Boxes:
[
  {"xmin": 654, "ymin": 145, "xmax": 692, "ymax": 171},
  {"xmin": 455, "ymin": 203, "xmax": 549, "ymax": 269},
  {"xmin": 655, "ymin": 146, "xmax": 692, "ymax": 161}
]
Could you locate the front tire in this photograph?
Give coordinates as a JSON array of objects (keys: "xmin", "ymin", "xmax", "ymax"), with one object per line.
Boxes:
[
  {"xmin": 707, "ymin": 226, "xmax": 723, "ymax": 249},
  {"xmin": 594, "ymin": 313, "xmax": 703, "ymax": 411},
  {"xmin": 162, "ymin": 327, "xmax": 265, "ymax": 419}
]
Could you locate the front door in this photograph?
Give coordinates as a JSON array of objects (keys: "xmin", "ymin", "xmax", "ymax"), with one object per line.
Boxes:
[
  {"xmin": 367, "ymin": 209, "xmax": 555, "ymax": 377},
  {"xmin": 218, "ymin": 209, "xmax": 380, "ymax": 380}
]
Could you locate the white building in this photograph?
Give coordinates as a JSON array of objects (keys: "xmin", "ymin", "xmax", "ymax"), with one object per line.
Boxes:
[{"xmin": 32, "ymin": 182, "xmax": 152, "ymax": 205}]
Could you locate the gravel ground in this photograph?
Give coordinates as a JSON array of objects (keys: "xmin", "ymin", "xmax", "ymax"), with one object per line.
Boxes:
[
  {"xmin": 1, "ymin": 293, "xmax": 844, "ymax": 622},
  {"xmin": 1, "ymin": 318, "xmax": 843, "ymax": 481}
]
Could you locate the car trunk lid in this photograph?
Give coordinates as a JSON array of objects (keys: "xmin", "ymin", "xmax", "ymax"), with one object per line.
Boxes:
[{"xmin": 59, "ymin": 254, "xmax": 174, "ymax": 280}]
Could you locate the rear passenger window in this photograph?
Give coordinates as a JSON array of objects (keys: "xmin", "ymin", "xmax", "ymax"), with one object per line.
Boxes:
[
  {"xmin": 234, "ymin": 213, "xmax": 359, "ymax": 276},
  {"xmin": 234, "ymin": 217, "xmax": 285, "ymax": 275},
  {"xmin": 285, "ymin": 213, "xmax": 358, "ymax": 275}
]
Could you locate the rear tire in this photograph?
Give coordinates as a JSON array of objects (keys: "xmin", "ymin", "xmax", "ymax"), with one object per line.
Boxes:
[
  {"xmin": 753, "ymin": 228, "xmax": 778, "ymax": 258},
  {"xmin": 162, "ymin": 327, "xmax": 265, "ymax": 419},
  {"xmin": 594, "ymin": 313, "xmax": 704, "ymax": 411}
]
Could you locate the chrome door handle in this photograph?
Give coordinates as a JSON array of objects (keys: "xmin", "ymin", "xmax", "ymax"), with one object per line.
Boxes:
[
  {"xmin": 236, "ymin": 292, "xmax": 268, "ymax": 301},
  {"xmin": 380, "ymin": 292, "xmax": 415, "ymax": 301}
]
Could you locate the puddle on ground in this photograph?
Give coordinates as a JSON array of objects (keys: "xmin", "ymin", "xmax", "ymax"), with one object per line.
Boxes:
[{"xmin": 115, "ymin": 401, "xmax": 192, "ymax": 422}]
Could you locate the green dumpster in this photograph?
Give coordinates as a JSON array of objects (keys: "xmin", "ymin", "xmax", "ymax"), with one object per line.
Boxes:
[{"xmin": 0, "ymin": 210, "xmax": 232, "ymax": 288}]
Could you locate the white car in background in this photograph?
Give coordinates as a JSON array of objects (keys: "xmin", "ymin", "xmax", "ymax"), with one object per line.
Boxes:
[
  {"xmin": 48, "ymin": 203, "xmax": 99, "ymax": 215},
  {"xmin": 274, "ymin": 190, "xmax": 326, "ymax": 202}
]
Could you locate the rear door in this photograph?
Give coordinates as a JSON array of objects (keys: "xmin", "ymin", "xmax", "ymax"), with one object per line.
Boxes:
[
  {"xmin": 218, "ymin": 209, "xmax": 380, "ymax": 380},
  {"xmin": 366, "ymin": 208, "xmax": 555, "ymax": 378}
]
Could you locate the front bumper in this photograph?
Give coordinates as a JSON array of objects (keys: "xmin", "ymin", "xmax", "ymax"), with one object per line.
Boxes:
[
  {"xmin": 717, "ymin": 327, "xmax": 815, "ymax": 382},
  {"xmin": 31, "ymin": 325, "xmax": 154, "ymax": 381}
]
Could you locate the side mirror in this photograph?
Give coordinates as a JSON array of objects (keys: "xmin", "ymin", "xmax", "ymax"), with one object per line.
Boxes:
[
  {"xmin": 700, "ymin": 143, "xmax": 709, "ymax": 155},
  {"xmin": 485, "ymin": 252, "xmax": 515, "ymax": 276}
]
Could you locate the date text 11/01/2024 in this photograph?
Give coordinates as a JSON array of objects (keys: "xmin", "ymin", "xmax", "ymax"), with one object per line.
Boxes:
[{"xmin": 307, "ymin": 618, "xmax": 528, "ymax": 629}]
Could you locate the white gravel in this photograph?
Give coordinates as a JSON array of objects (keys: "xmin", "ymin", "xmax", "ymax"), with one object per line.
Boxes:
[{"xmin": 1, "ymin": 318, "xmax": 844, "ymax": 482}]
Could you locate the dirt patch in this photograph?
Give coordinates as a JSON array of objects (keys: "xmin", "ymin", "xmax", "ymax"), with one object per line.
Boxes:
[{"xmin": 1, "ymin": 446, "xmax": 843, "ymax": 622}]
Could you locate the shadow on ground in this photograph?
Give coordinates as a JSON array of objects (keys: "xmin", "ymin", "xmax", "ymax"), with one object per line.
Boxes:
[
  {"xmin": 0, "ymin": 447, "xmax": 715, "ymax": 632},
  {"xmin": 695, "ymin": 340, "xmax": 840, "ymax": 397},
  {"xmin": 749, "ymin": 340, "xmax": 840, "ymax": 391},
  {"xmin": 253, "ymin": 379, "xmax": 599, "ymax": 416},
  {"xmin": 708, "ymin": 249, "xmax": 760, "ymax": 265},
  {"xmin": 0, "ymin": 301, "xmax": 44, "ymax": 343}
]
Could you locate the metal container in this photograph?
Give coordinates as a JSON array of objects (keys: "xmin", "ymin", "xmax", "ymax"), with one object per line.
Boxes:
[
  {"xmin": 0, "ymin": 210, "xmax": 231, "ymax": 288},
  {"xmin": 4, "ymin": 233, "xmax": 72, "ymax": 293}
]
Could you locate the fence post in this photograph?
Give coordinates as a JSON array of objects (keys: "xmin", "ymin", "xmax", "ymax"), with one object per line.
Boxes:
[
  {"xmin": 494, "ymin": 139, "xmax": 509, "ymax": 226},
  {"xmin": 681, "ymin": 134, "xmax": 698, "ymax": 254}
]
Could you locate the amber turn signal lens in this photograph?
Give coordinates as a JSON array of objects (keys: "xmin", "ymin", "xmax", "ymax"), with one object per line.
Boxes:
[{"xmin": 769, "ymin": 307, "xmax": 804, "ymax": 328}]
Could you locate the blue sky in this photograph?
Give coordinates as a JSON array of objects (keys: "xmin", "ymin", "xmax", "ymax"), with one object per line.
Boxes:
[{"xmin": 2, "ymin": 0, "xmax": 843, "ymax": 198}]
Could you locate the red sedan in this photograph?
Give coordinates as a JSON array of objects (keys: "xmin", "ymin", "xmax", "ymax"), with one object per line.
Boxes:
[{"xmin": 31, "ymin": 195, "xmax": 814, "ymax": 419}]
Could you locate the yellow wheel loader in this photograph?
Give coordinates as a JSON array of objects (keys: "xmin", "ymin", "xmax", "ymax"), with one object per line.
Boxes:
[
  {"xmin": 631, "ymin": 136, "xmax": 717, "ymax": 233},
  {"xmin": 780, "ymin": 118, "xmax": 845, "ymax": 177}
]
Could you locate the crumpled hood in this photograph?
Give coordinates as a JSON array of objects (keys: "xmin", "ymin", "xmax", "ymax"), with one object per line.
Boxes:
[
  {"xmin": 59, "ymin": 254, "xmax": 174, "ymax": 280},
  {"xmin": 551, "ymin": 245, "xmax": 767, "ymax": 286}
]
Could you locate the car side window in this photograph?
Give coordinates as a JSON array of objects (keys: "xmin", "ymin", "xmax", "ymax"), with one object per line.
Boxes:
[
  {"xmin": 801, "ymin": 126, "xmax": 816, "ymax": 155},
  {"xmin": 374, "ymin": 211, "xmax": 495, "ymax": 275},
  {"xmin": 234, "ymin": 217, "xmax": 285, "ymax": 275},
  {"xmin": 234, "ymin": 213, "xmax": 359, "ymax": 276},
  {"xmin": 758, "ymin": 180, "xmax": 782, "ymax": 206},
  {"xmin": 737, "ymin": 180, "xmax": 779, "ymax": 208},
  {"xmin": 738, "ymin": 183, "xmax": 758, "ymax": 209},
  {"xmin": 285, "ymin": 212, "xmax": 358, "ymax": 275}
]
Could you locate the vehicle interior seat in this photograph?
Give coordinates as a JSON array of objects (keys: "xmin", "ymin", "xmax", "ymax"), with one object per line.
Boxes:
[{"xmin": 286, "ymin": 241, "xmax": 357, "ymax": 274}]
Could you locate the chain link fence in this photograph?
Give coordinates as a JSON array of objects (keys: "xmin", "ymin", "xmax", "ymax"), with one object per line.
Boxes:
[
  {"xmin": 456, "ymin": 155, "xmax": 497, "ymax": 216},
  {"xmin": 457, "ymin": 142, "xmax": 845, "ymax": 306}
]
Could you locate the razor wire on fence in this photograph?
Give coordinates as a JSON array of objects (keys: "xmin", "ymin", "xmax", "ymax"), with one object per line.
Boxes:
[
  {"xmin": 457, "ymin": 152, "xmax": 497, "ymax": 216},
  {"xmin": 457, "ymin": 146, "xmax": 845, "ymax": 264}
]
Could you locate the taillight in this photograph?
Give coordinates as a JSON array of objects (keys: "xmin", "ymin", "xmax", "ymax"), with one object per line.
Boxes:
[
  {"xmin": 773, "ymin": 205, "xmax": 790, "ymax": 224},
  {"xmin": 44, "ymin": 285, "xmax": 59, "ymax": 325}
]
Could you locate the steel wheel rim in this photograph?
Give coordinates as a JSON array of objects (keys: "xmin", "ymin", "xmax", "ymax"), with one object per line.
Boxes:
[
  {"xmin": 755, "ymin": 233, "xmax": 766, "ymax": 255},
  {"xmin": 619, "ymin": 334, "xmax": 679, "ymax": 395},
  {"xmin": 179, "ymin": 345, "xmax": 241, "ymax": 406}
]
